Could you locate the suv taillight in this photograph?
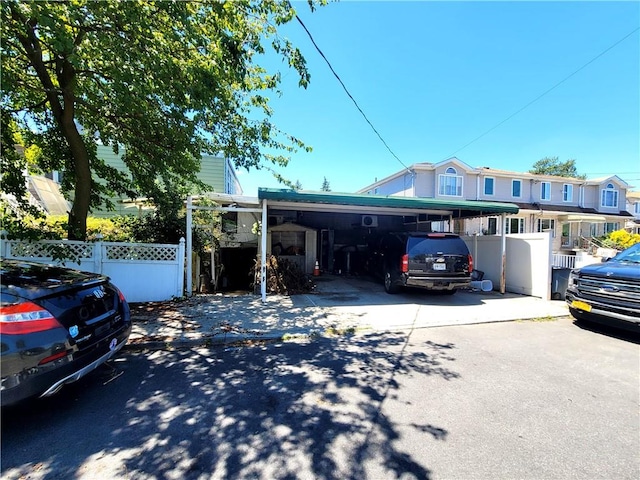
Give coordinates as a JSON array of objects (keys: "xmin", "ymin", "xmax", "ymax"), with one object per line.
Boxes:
[
  {"xmin": 401, "ymin": 254, "xmax": 409, "ymax": 273},
  {"xmin": 468, "ymin": 254, "xmax": 474, "ymax": 274},
  {"xmin": 0, "ymin": 301, "xmax": 63, "ymax": 335}
]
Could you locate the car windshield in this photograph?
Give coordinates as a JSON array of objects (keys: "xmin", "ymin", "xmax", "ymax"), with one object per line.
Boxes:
[{"xmin": 612, "ymin": 243, "xmax": 640, "ymax": 264}]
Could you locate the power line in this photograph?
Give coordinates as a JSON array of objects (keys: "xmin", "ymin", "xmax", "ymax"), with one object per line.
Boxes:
[
  {"xmin": 295, "ymin": 14, "xmax": 411, "ymax": 172},
  {"xmin": 584, "ymin": 172, "xmax": 640, "ymax": 175},
  {"xmin": 444, "ymin": 27, "xmax": 640, "ymax": 159}
]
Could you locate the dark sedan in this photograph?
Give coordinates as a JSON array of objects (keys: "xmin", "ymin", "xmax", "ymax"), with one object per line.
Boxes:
[{"xmin": 1, "ymin": 260, "xmax": 131, "ymax": 406}]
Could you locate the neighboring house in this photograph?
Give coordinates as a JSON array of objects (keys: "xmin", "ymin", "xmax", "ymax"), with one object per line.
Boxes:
[
  {"xmin": 1, "ymin": 174, "xmax": 70, "ymax": 217},
  {"xmin": 626, "ymin": 190, "xmax": 640, "ymax": 234},
  {"xmin": 91, "ymin": 145, "xmax": 243, "ymax": 217},
  {"xmin": 357, "ymin": 157, "xmax": 634, "ymax": 254}
]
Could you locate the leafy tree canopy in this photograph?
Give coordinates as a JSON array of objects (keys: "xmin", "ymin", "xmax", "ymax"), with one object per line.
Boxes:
[
  {"xmin": 1, "ymin": 0, "xmax": 321, "ymax": 239},
  {"xmin": 529, "ymin": 157, "xmax": 586, "ymax": 179}
]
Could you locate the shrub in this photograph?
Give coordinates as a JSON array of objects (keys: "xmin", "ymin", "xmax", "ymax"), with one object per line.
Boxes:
[{"xmin": 601, "ymin": 229, "xmax": 640, "ymax": 250}]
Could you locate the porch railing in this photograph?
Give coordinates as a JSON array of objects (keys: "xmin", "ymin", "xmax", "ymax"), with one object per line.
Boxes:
[{"xmin": 552, "ymin": 253, "xmax": 576, "ymax": 269}]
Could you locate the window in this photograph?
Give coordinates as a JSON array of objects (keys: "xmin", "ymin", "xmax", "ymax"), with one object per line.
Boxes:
[
  {"xmin": 222, "ymin": 212, "xmax": 238, "ymax": 233},
  {"xmin": 563, "ymin": 184, "xmax": 573, "ymax": 202},
  {"xmin": 590, "ymin": 223, "xmax": 599, "ymax": 237},
  {"xmin": 505, "ymin": 217, "xmax": 524, "ymax": 234},
  {"xmin": 438, "ymin": 167, "xmax": 463, "ymax": 196},
  {"xmin": 537, "ymin": 218, "xmax": 555, "ymax": 237},
  {"xmin": 541, "ymin": 182, "xmax": 551, "ymax": 201},
  {"xmin": 485, "ymin": 217, "xmax": 497, "ymax": 235},
  {"xmin": 512, "ymin": 179, "xmax": 522, "ymax": 198},
  {"xmin": 484, "ymin": 177, "xmax": 494, "ymax": 196},
  {"xmin": 635, "ymin": 202, "xmax": 640, "ymax": 214},
  {"xmin": 601, "ymin": 183, "xmax": 618, "ymax": 208},
  {"xmin": 604, "ymin": 222, "xmax": 620, "ymax": 234}
]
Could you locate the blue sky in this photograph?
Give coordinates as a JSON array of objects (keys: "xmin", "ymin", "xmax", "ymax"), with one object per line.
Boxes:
[{"xmin": 236, "ymin": 1, "xmax": 640, "ymax": 196}]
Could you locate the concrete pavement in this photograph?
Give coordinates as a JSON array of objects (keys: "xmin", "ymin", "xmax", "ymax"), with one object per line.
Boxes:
[{"xmin": 126, "ymin": 274, "xmax": 570, "ymax": 350}]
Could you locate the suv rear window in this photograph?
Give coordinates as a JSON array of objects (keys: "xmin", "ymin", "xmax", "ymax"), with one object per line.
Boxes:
[{"xmin": 407, "ymin": 236, "xmax": 469, "ymax": 256}]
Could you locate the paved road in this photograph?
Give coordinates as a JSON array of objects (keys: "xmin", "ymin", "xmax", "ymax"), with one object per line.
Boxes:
[{"xmin": 2, "ymin": 317, "xmax": 638, "ymax": 479}]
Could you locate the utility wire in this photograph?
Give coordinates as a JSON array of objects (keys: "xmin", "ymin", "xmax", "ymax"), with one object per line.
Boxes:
[
  {"xmin": 444, "ymin": 27, "xmax": 640, "ymax": 160},
  {"xmin": 295, "ymin": 14, "xmax": 411, "ymax": 173}
]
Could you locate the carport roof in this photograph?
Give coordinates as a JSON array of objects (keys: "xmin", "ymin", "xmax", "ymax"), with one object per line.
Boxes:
[{"xmin": 258, "ymin": 188, "xmax": 519, "ymax": 218}]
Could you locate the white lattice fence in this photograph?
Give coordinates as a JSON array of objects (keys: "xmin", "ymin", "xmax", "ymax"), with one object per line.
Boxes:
[
  {"xmin": 7, "ymin": 240, "xmax": 93, "ymax": 261},
  {"xmin": 105, "ymin": 243, "xmax": 178, "ymax": 262},
  {"xmin": 1, "ymin": 238, "xmax": 185, "ymax": 302}
]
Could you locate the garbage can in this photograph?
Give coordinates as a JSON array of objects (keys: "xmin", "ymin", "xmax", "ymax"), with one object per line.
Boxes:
[{"xmin": 551, "ymin": 267, "xmax": 571, "ymax": 300}]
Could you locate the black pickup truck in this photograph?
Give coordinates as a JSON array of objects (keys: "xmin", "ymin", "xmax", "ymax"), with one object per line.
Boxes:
[{"xmin": 565, "ymin": 243, "xmax": 640, "ymax": 333}]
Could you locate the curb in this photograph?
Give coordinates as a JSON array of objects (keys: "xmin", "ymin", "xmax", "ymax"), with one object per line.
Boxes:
[{"xmin": 122, "ymin": 333, "xmax": 297, "ymax": 352}]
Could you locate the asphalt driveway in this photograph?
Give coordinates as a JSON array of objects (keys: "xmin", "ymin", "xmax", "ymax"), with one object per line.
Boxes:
[
  {"xmin": 128, "ymin": 274, "xmax": 571, "ymax": 347},
  {"xmin": 3, "ymin": 317, "xmax": 637, "ymax": 479}
]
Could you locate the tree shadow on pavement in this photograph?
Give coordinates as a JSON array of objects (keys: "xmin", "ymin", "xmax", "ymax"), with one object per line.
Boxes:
[{"xmin": 1, "ymin": 332, "xmax": 460, "ymax": 480}]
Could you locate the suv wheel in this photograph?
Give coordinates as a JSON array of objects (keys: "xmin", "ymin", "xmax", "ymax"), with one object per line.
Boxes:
[{"xmin": 384, "ymin": 269, "xmax": 400, "ymax": 294}]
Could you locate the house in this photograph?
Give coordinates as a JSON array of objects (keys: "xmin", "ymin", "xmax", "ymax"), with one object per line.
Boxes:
[
  {"xmin": 91, "ymin": 145, "xmax": 243, "ymax": 217},
  {"xmin": 626, "ymin": 190, "xmax": 640, "ymax": 234},
  {"xmin": 357, "ymin": 157, "xmax": 634, "ymax": 255}
]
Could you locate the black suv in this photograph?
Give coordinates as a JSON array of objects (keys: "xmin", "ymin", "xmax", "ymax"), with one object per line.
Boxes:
[
  {"xmin": 565, "ymin": 242, "xmax": 640, "ymax": 333},
  {"xmin": 369, "ymin": 232, "xmax": 473, "ymax": 294}
]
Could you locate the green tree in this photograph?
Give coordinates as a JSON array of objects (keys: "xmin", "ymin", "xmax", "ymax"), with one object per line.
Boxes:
[
  {"xmin": 529, "ymin": 157, "xmax": 586, "ymax": 179},
  {"xmin": 293, "ymin": 180, "xmax": 303, "ymax": 191},
  {"xmin": 321, "ymin": 176, "xmax": 331, "ymax": 191},
  {"xmin": 2, "ymin": 0, "xmax": 319, "ymax": 239}
]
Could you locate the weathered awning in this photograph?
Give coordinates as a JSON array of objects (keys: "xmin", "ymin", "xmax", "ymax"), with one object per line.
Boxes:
[
  {"xmin": 258, "ymin": 188, "xmax": 519, "ymax": 219},
  {"xmin": 558, "ymin": 214, "xmax": 607, "ymax": 223}
]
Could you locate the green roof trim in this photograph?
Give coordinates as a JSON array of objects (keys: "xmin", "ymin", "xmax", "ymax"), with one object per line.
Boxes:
[{"xmin": 258, "ymin": 188, "xmax": 519, "ymax": 216}]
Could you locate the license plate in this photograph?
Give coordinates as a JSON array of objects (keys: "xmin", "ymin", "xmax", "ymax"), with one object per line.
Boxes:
[
  {"xmin": 432, "ymin": 263, "xmax": 447, "ymax": 271},
  {"xmin": 571, "ymin": 300, "xmax": 592, "ymax": 312}
]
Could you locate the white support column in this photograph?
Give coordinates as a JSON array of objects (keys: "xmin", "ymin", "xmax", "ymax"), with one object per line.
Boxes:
[
  {"xmin": 211, "ymin": 238, "xmax": 216, "ymax": 292},
  {"xmin": 261, "ymin": 199, "xmax": 268, "ymax": 302},
  {"xmin": 500, "ymin": 212, "xmax": 507, "ymax": 294},
  {"xmin": 177, "ymin": 237, "xmax": 185, "ymax": 297},
  {"xmin": 186, "ymin": 195, "xmax": 193, "ymax": 297},
  {"xmin": 94, "ymin": 234, "xmax": 104, "ymax": 274}
]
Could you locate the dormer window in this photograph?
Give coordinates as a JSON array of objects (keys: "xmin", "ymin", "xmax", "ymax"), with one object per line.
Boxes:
[
  {"xmin": 438, "ymin": 167, "xmax": 463, "ymax": 197},
  {"xmin": 601, "ymin": 183, "xmax": 619, "ymax": 208}
]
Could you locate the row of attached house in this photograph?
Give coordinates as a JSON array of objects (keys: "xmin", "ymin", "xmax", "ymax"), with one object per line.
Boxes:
[{"xmin": 357, "ymin": 157, "xmax": 638, "ymax": 255}]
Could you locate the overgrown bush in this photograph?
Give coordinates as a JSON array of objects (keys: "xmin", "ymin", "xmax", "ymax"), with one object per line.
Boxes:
[
  {"xmin": 600, "ymin": 229, "xmax": 640, "ymax": 250},
  {"xmin": 1, "ymin": 211, "xmax": 211, "ymax": 254}
]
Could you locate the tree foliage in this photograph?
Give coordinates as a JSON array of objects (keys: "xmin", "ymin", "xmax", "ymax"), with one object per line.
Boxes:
[
  {"xmin": 529, "ymin": 157, "xmax": 586, "ymax": 179},
  {"xmin": 1, "ymin": 0, "xmax": 320, "ymax": 239},
  {"xmin": 321, "ymin": 176, "xmax": 331, "ymax": 191}
]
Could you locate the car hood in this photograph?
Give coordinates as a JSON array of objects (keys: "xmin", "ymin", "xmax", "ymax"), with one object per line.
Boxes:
[{"xmin": 577, "ymin": 260, "xmax": 640, "ymax": 282}]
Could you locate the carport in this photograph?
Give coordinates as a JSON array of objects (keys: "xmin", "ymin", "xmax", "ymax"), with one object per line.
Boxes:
[{"xmin": 256, "ymin": 188, "xmax": 519, "ymax": 302}]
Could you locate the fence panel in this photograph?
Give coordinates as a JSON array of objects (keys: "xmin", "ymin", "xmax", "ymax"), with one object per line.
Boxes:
[{"xmin": 1, "ymin": 238, "xmax": 185, "ymax": 303}]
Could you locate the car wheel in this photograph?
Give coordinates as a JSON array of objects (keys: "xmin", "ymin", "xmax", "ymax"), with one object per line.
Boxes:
[{"xmin": 384, "ymin": 270, "xmax": 400, "ymax": 294}]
